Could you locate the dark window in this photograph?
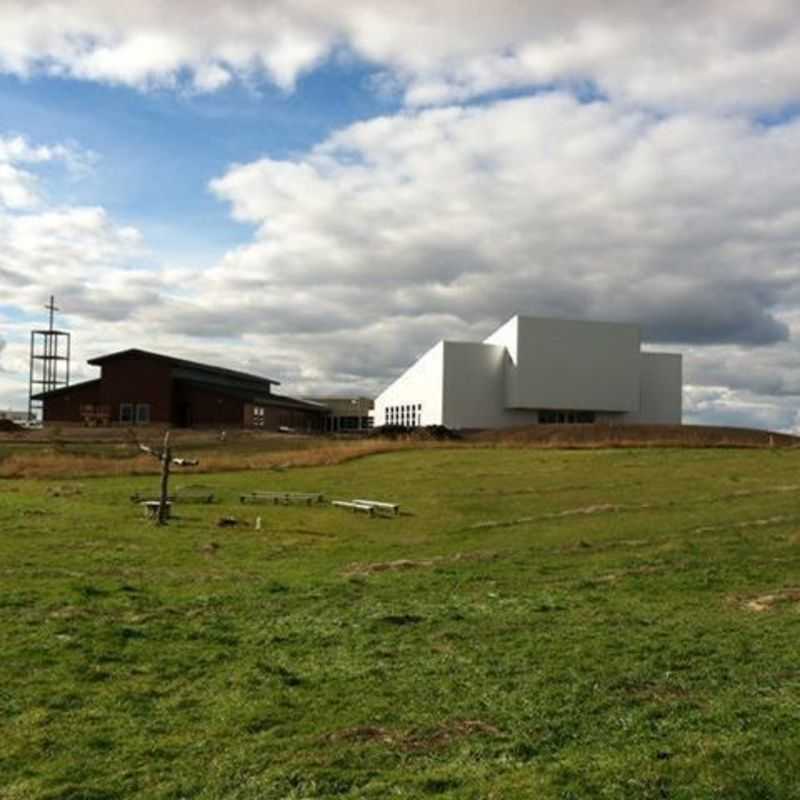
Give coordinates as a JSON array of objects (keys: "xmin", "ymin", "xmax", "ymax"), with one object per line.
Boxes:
[
  {"xmin": 119, "ymin": 403, "xmax": 134, "ymax": 424},
  {"xmin": 135, "ymin": 403, "xmax": 151, "ymax": 424},
  {"xmin": 540, "ymin": 410, "xmax": 596, "ymax": 424}
]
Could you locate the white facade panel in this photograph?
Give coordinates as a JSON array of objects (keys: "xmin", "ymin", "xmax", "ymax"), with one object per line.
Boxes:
[
  {"xmin": 497, "ymin": 317, "xmax": 641, "ymax": 412},
  {"xmin": 441, "ymin": 342, "xmax": 541, "ymax": 429},
  {"xmin": 484, "ymin": 316, "xmax": 518, "ymax": 361},
  {"xmin": 374, "ymin": 314, "xmax": 683, "ymax": 430},
  {"xmin": 629, "ymin": 352, "xmax": 683, "ymax": 424},
  {"xmin": 373, "ymin": 341, "xmax": 445, "ymax": 426}
]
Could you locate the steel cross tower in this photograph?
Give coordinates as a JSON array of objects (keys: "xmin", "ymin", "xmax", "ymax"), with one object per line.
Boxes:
[{"xmin": 27, "ymin": 295, "xmax": 71, "ymax": 421}]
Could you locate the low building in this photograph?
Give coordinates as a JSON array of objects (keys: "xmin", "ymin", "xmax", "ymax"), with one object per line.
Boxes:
[
  {"xmin": 33, "ymin": 348, "xmax": 328, "ymax": 430},
  {"xmin": 306, "ymin": 397, "xmax": 374, "ymax": 432},
  {"xmin": 374, "ymin": 315, "xmax": 682, "ymax": 429}
]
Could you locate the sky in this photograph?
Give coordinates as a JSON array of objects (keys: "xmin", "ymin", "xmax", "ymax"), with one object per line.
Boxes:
[{"xmin": 1, "ymin": 1, "xmax": 800, "ymax": 430}]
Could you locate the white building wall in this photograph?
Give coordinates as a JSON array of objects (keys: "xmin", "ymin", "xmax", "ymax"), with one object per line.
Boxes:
[
  {"xmin": 373, "ymin": 341, "xmax": 445, "ymax": 426},
  {"xmin": 627, "ymin": 352, "xmax": 683, "ymax": 424},
  {"xmin": 489, "ymin": 316, "xmax": 641, "ymax": 412},
  {"xmin": 374, "ymin": 315, "xmax": 683, "ymax": 430},
  {"xmin": 441, "ymin": 342, "xmax": 539, "ymax": 429}
]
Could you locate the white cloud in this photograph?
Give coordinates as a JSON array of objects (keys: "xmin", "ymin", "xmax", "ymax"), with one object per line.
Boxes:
[
  {"xmin": 207, "ymin": 94, "xmax": 800, "ymax": 352},
  {"xmin": 0, "ymin": 206, "xmax": 142, "ymax": 299},
  {"xmin": 0, "ymin": 135, "xmax": 96, "ymax": 210},
  {"xmin": 2, "ymin": 88, "xmax": 800, "ymax": 432},
  {"xmin": 1, "ymin": 2, "xmax": 800, "ymax": 111}
]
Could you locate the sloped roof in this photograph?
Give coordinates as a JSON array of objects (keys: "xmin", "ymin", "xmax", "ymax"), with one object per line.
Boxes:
[
  {"xmin": 88, "ymin": 348, "xmax": 280, "ymax": 387},
  {"xmin": 31, "ymin": 378, "xmax": 101, "ymax": 400},
  {"xmin": 174, "ymin": 375, "xmax": 327, "ymax": 412}
]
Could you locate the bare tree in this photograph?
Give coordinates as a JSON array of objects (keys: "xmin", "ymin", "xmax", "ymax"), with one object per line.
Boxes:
[{"xmin": 139, "ymin": 430, "xmax": 199, "ymax": 525}]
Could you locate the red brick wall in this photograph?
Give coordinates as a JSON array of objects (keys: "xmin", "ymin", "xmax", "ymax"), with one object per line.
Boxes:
[
  {"xmin": 260, "ymin": 404, "xmax": 324, "ymax": 432},
  {"xmin": 172, "ymin": 381, "xmax": 246, "ymax": 427},
  {"xmin": 42, "ymin": 381, "xmax": 101, "ymax": 423},
  {"xmin": 99, "ymin": 356, "xmax": 173, "ymax": 423}
]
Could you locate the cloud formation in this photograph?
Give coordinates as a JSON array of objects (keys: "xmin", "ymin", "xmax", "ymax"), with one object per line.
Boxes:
[
  {"xmin": 0, "ymin": 135, "xmax": 94, "ymax": 210},
  {"xmin": 1, "ymin": 6, "xmax": 800, "ymax": 432},
  {"xmin": 208, "ymin": 94, "xmax": 800, "ymax": 356},
  {"xmin": 1, "ymin": 1, "xmax": 799, "ymax": 112}
]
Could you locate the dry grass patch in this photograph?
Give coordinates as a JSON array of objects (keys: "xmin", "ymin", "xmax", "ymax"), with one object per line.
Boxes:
[
  {"xmin": 325, "ymin": 720, "xmax": 502, "ymax": 751},
  {"xmin": 742, "ymin": 588, "xmax": 800, "ymax": 612},
  {"xmin": 343, "ymin": 551, "xmax": 499, "ymax": 577},
  {"xmin": 695, "ymin": 515, "xmax": 797, "ymax": 534},
  {"xmin": 0, "ymin": 438, "xmax": 435, "ymax": 479},
  {"xmin": 473, "ymin": 423, "xmax": 800, "ymax": 449}
]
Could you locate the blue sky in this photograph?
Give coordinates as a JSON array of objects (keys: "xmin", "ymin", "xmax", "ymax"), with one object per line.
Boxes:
[
  {"xmin": 0, "ymin": 58, "xmax": 397, "ymax": 262},
  {"xmin": 1, "ymin": 1, "xmax": 800, "ymax": 431}
]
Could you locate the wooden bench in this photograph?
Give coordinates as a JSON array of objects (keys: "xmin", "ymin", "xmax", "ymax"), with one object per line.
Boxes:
[
  {"xmin": 332, "ymin": 500, "xmax": 375, "ymax": 516},
  {"xmin": 175, "ymin": 485, "xmax": 216, "ymax": 504},
  {"xmin": 240, "ymin": 491, "xmax": 325, "ymax": 506},
  {"xmin": 131, "ymin": 492, "xmax": 174, "ymax": 504},
  {"xmin": 141, "ymin": 501, "xmax": 172, "ymax": 520},
  {"xmin": 352, "ymin": 499, "xmax": 400, "ymax": 516}
]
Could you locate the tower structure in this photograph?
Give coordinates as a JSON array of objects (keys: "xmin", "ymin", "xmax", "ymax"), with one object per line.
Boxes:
[{"xmin": 28, "ymin": 296, "xmax": 71, "ymax": 421}]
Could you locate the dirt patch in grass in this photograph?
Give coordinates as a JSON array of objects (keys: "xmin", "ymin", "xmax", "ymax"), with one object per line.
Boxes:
[
  {"xmin": 325, "ymin": 719, "xmax": 502, "ymax": 751},
  {"xmin": 46, "ymin": 484, "xmax": 83, "ymax": 497},
  {"xmin": 470, "ymin": 502, "xmax": 653, "ymax": 531},
  {"xmin": 48, "ymin": 605, "xmax": 93, "ymax": 620},
  {"xmin": 741, "ymin": 588, "xmax": 800, "ymax": 612},
  {"xmin": 343, "ymin": 551, "xmax": 499, "ymax": 577},
  {"xmin": 695, "ymin": 515, "xmax": 796, "ymax": 534},
  {"xmin": 590, "ymin": 562, "xmax": 678, "ymax": 584},
  {"xmin": 379, "ymin": 613, "xmax": 425, "ymax": 626},
  {"xmin": 560, "ymin": 537, "xmax": 650, "ymax": 554},
  {"xmin": 625, "ymin": 682, "xmax": 693, "ymax": 705}
]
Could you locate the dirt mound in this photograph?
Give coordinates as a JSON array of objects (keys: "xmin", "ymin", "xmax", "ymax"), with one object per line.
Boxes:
[
  {"xmin": 0, "ymin": 419, "xmax": 24, "ymax": 432},
  {"xmin": 369, "ymin": 424, "xmax": 462, "ymax": 441},
  {"xmin": 471, "ymin": 423, "xmax": 799, "ymax": 449}
]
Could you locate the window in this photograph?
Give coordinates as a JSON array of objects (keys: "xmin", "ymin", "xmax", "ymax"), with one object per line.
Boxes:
[
  {"xmin": 135, "ymin": 403, "xmax": 151, "ymax": 424},
  {"xmin": 539, "ymin": 410, "xmax": 596, "ymax": 425},
  {"xmin": 253, "ymin": 406, "xmax": 265, "ymax": 428},
  {"xmin": 119, "ymin": 403, "xmax": 134, "ymax": 424}
]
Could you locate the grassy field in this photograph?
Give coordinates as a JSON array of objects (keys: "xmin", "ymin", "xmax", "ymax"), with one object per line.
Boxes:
[{"xmin": 2, "ymin": 446, "xmax": 800, "ymax": 799}]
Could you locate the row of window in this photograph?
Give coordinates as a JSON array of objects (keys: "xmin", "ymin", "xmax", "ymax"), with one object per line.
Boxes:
[
  {"xmin": 539, "ymin": 410, "xmax": 596, "ymax": 424},
  {"xmin": 120, "ymin": 402, "xmax": 151, "ymax": 425},
  {"xmin": 385, "ymin": 403, "xmax": 422, "ymax": 427}
]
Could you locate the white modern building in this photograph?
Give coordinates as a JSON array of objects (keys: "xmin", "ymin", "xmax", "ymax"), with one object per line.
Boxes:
[{"xmin": 375, "ymin": 316, "xmax": 682, "ymax": 429}]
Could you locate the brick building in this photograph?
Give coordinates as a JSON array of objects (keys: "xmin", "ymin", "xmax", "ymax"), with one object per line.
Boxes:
[{"xmin": 34, "ymin": 349, "xmax": 327, "ymax": 430}]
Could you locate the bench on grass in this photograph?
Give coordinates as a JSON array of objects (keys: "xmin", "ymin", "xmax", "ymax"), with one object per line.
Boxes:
[
  {"xmin": 141, "ymin": 501, "xmax": 171, "ymax": 520},
  {"xmin": 331, "ymin": 500, "xmax": 376, "ymax": 516},
  {"xmin": 352, "ymin": 499, "xmax": 400, "ymax": 516},
  {"xmin": 240, "ymin": 491, "xmax": 325, "ymax": 506},
  {"xmin": 131, "ymin": 486, "xmax": 214, "ymax": 504},
  {"xmin": 174, "ymin": 485, "xmax": 216, "ymax": 504},
  {"xmin": 131, "ymin": 492, "xmax": 173, "ymax": 504}
]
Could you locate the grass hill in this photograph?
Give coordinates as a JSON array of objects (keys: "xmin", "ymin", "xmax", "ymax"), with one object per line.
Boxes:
[{"xmin": 2, "ymin": 445, "xmax": 800, "ymax": 798}]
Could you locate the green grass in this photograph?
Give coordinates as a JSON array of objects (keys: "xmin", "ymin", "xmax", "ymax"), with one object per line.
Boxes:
[{"xmin": 2, "ymin": 447, "xmax": 800, "ymax": 799}]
